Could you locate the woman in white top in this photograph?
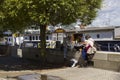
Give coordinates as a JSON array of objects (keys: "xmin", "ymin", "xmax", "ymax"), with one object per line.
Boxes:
[
  {"xmin": 84, "ymin": 35, "xmax": 96, "ymax": 65},
  {"xmin": 84, "ymin": 35, "xmax": 95, "ymax": 53}
]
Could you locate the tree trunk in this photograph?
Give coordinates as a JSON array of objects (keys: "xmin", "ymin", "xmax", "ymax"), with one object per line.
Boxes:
[
  {"xmin": 40, "ymin": 25, "xmax": 46, "ymax": 56},
  {"xmin": 40, "ymin": 25, "xmax": 47, "ymax": 67}
]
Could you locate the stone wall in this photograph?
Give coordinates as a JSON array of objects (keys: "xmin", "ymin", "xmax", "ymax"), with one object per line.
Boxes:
[
  {"xmin": 5, "ymin": 46, "xmax": 120, "ymax": 71},
  {"xmin": 0, "ymin": 46, "xmax": 18, "ymax": 56},
  {"xmin": 22, "ymin": 47, "xmax": 41, "ymax": 60},
  {"xmin": 0, "ymin": 45, "xmax": 7, "ymax": 55},
  {"xmin": 11, "ymin": 46, "xmax": 19, "ymax": 57},
  {"xmin": 21, "ymin": 48, "xmax": 67, "ymax": 64},
  {"xmin": 0, "ymin": 45, "xmax": 73, "ymax": 64},
  {"xmin": 93, "ymin": 51, "xmax": 120, "ymax": 72}
]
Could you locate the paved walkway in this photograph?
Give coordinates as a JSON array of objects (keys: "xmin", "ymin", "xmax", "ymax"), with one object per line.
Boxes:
[
  {"xmin": 40, "ymin": 67, "xmax": 120, "ymax": 80},
  {"xmin": 0, "ymin": 67, "xmax": 120, "ymax": 80}
]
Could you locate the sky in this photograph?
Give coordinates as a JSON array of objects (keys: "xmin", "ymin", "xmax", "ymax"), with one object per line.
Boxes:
[{"xmin": 91, "ymin": 0, "xmax": 120, "ymax": 27}]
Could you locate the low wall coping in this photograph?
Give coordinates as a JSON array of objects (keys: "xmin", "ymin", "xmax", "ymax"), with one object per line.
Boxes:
[{"xmin": 93, "ymin": 51, "xmax": 120, "ymax": 61}]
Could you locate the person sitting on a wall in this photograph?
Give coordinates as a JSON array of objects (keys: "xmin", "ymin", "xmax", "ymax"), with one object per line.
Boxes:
[
  {"xmin": 69, "ymin": 35, "xmax": 86, "ymax": 67},
  {"xmin": 84, "ymin": 34, "xmax": 96, "ymax": 66}
]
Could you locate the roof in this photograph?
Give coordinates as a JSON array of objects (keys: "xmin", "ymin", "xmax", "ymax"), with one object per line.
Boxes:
[{"xmin": 65, "ymin": 26, "xmax": 117, "ymax": 33}]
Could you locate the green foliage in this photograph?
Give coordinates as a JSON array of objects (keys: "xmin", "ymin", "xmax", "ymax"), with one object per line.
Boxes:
[
  {"xmin": 0, "ymin": 0, "xmax": 102, "ymax": 30},
  {"xmin": 78, "ymin": 0, "xmax": 102, "ymax": 25}
]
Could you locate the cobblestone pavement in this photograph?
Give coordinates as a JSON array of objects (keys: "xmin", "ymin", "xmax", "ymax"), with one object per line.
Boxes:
[{"xmin": 0, "ymin": 67, "xmax": 120, "ymax": 80}]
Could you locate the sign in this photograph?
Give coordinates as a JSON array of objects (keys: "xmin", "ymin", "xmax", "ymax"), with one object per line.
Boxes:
[
  {"xmin": 54, "ymin": 28, "xmax": 65, "ymax": 33},
  {"xmin": 114, "ymin": 27, "xmax": 120, "ymax": 38}
]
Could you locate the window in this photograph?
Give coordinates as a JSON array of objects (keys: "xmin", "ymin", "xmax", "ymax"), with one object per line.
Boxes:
[
  {"xmin": 9, "ymin": 38, "xmax": 11, "ymax": 41},
  {"xmin": 36, "ymin": 36, "xmax": 38, "ymax": 40},
  {"xmin": 33, "ymin": 36, "xmax": 35, "ymax": 40},
  {"xmin": 39, "ymin": 36, "xmax": 41, "ymax": 40},
  {"xmin": 29, "ymin": 36, "xmax": 32, "ymax": 40},
  {"xmin": 97, "ymin": 34, "xmax": 100, "ymax": 38}
]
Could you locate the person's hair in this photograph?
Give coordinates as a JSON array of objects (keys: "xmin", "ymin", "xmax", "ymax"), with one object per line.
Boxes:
[{"xmin": 85, "ymin": 34, "xmax": 91, "ymax": 40}]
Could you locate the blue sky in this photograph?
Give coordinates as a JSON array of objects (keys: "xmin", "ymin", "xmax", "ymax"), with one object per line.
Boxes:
[{"xmin": 91, "ymin": 0, "xmax": 120, "ymax": 27}]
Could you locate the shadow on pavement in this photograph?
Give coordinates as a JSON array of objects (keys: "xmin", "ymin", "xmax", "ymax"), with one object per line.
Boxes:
[{"xmin": 0, "ymin": 56, "xmax": 64, "ymax": 71}]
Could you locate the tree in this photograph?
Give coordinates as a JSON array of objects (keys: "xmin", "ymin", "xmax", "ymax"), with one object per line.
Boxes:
[{"xmin": 0, "ymin": 0, "xmax": 102, "ymax": 56}]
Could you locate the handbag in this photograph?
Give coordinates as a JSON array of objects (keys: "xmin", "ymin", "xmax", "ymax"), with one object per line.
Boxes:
[{"xmin": 87, "ymin": 46, "xmax": 96, "ymax": 54}]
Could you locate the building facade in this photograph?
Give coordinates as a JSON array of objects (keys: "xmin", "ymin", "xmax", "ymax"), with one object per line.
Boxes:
[{"xmin": 66, "ymin": 26, "xmax": 120, "ymax": 41}]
